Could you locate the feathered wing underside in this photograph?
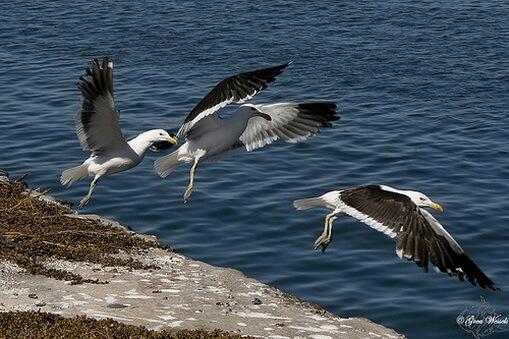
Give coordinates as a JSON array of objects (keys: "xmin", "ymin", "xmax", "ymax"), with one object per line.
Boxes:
[
  {"xmin": 177, "ymin": 62, "xmax": 292, "ymax": 138},
  {"xmin": 338, "ymin": 185, "xmax": 498, "ymax": 290},
  {"xmin": 75, "ymin": 58, "xmax": 127, "ymax": 154},
  {"xmin": 238, "ymin": 102, "xmax": 339, "ymax": 151}
]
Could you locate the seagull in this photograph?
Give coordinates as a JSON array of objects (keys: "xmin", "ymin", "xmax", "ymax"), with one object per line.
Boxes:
[
  {"xmin": 293, "ymin": 184, "xmax": 499, "ymax": 290},
  {"xmin": 154, "ymin": 62, "xmax": 339, "ymax": 202},
  {"xmin": 61, "ymin": 58, "xmax": 178, "ymax": 207}
]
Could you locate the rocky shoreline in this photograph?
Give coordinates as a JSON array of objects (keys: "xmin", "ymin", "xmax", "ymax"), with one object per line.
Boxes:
[{"xmin": 0, "ymin": 175, "xmax": 404, "ymax": 338}]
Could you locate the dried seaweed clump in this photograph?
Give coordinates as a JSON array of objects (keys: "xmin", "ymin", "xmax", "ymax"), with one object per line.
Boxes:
[
  {"xmin": 0, "ymin": 179, "xmax": 169, "ymax": 284},
  {"xmin": 0, "ymin": 311, "xmax": 250, "ymax": 339}
]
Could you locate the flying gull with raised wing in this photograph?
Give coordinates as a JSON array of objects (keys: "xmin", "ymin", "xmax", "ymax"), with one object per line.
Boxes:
[
  {"xmin": 154, "ymin": 63, "xmax": 339, "ymax": 202},
  {"xmin": 61, "ymin": 58, "xmax": 178, "ymax": 207}
]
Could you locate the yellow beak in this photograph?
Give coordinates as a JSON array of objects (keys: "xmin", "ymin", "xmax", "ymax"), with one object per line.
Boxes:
[
  {"xmin": 166, "ymin": 136, "xmax": 178, "ymax": 145},
  {"xmin": 430, "ymin": 202, "xmax": 444, "ymax": 212},
  {"xmin": 256, "ymin": 112, "xmax": 272, "ymax": 121}
]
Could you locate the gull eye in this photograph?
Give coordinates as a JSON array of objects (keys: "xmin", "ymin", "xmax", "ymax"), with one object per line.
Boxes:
[{"xmin": 420, "ymin": 197, "xmax": 425, "ymax": 201}]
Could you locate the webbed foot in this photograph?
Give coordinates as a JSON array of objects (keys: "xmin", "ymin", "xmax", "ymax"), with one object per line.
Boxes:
[
  {"xmin": 314, "ymin": 233, "xmax": 331, "ymax": 253},
  {"xmin": 183, "ymin": 187, "xmax": 193, "ymax": 204}
]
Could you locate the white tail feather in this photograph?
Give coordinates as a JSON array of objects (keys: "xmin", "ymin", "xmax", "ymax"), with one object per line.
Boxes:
[
  {"xmin": 60, "ymin": 164, "xmax": 88, "ymax": 187},
  {"xmin": 293, "ymin": 196, "xmax": 327, "ymax": 210},
  {"xmin": 154, "ymin": 150, "xmax": 179, "ymax": 178}
]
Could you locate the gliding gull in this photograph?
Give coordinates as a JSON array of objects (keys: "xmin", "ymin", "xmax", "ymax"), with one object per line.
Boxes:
[{"xmin": 293, "ymin": 184, "xmax": 499, "ymax": 290}]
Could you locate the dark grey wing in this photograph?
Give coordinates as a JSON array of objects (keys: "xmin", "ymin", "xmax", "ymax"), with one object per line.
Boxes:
[
  {"xmin": 177, "ymin": 62, "xmax": 292, "ymax": 138},
  {"xmin": 75, "ymin": 58, "xmax": 127, "ymax": 154},
  {"xmin": 419, "ymin": 210, "xmax": 499, "ymax": 290},
  {"xmin": 338, "ymin": 185, "xmax": 498, "ymax": 290},
  {"xmin": 238, "ymin": 102, "xmax": 338, "ymax": 151}
]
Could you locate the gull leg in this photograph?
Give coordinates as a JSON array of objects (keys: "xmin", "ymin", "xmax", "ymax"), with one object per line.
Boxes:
[
  {"xmin": 79, "ymin": 175, "xmax": 100, "ymax": 208},
  {"xmin": 183, "ymin": 161, "xmax": 198, "ymax": 203},
  {"xmin": 314, "ymin": 212, "xmax": 337, "ymax": 253}
]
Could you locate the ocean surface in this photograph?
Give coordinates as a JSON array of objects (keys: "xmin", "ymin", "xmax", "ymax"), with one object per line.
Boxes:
[{"xmin": 1, "ymin": 1, "xmax": 508, "ymax": 338}]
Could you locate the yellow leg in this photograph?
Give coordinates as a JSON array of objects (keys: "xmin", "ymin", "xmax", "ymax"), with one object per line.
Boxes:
[
  {"xmin": 327, "ymin": 216, "xmax": 338, "ymax": 237},
  {"xmin": 79, "ymin": 175, "xmax": 100, "ymax": 208},
  {"xmin": 183, "ymin": 161, "xmax": 198, "ymax": 203},
  {"xmin": 314, "ymin": 212, "xmax": 337, "ymax": 253}
]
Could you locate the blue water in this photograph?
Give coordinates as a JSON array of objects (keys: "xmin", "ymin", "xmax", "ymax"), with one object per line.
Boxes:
[{"xmin": 1, "ymin": 1, "xmax": 508, "ymax": 338}]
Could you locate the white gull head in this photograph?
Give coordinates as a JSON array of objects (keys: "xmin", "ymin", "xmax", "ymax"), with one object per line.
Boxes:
[{"xmin": 380, "ymin": 185, "xmax": 444, "ymax": 212}]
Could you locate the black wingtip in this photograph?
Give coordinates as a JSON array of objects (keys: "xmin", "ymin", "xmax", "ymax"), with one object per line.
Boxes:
[
  {"xmin": 279, "ymin": 60, "xmax": 293, "ymax": 71},
  {"xmin": 77, "ymin": 57, "xmax": 114, "ymax": 101},
  {"xmin": 255, "ymin": 61, "xmax": 292, "ymax": 78},
  {"xmin": 279, "ymin": 60, "xmax": 293, "ymax": 68},
  {"xmin": 103, "ymin": 56, "xmax": 113, "ymax": 67},
  {"xmin": 295, "ymin": 102, "xmax": 340, "ymax": 124},
  {"xmin": 270, "ymin": 60, "xmax": 293, "ymax": 70},
  {"xmin": 453, "ymin": 252, "xmax": 499, "ymax": 291}
]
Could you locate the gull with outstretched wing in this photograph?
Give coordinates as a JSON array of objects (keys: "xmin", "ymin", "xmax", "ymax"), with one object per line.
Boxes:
[
  {"xmin": 294, "ymin": 184, "xmax": 499, "ymax": 290},
  {"xmin": 154, "ymin": 63, "xmax": 339, "ymax": 202}
]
